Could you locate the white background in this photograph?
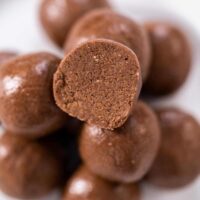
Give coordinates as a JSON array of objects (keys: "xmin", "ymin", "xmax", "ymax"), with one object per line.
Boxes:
[{"xmin": 0, "ymin": 0, "xmax": 200, "ymax": 199}]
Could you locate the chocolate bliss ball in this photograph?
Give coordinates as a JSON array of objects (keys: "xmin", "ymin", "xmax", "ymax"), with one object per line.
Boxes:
[
  {"xmin": 54, "ymin": 39, "xmax": 141, "ymax": 130},
  {"xmin": 0, "ymin": 133, "xmax": 62, "ymax": 199},
  {"xmin": 144, "ymin": 22, "xmax": 192, "ymax": 95},
  {"xmin": 64, "ymin": 9, "xmax": 151, "ymax": 80},
  {"xmin": 40, "ymin": 0, "xmax": 110, "ymax": 47},
  {"xmin": 147, "ymin": 108, "xmax": 200, "ymax": 188},
  {"xmin": 63, "ymin": 166, "xmax": 141, "ymax": 200},
  {"xmin": 0, "ymin": 52, "xmax": 67, "ymax": 138},
  {"xmin": 79, "ymin": 101, "xmax": 160, "ymax": 183}
]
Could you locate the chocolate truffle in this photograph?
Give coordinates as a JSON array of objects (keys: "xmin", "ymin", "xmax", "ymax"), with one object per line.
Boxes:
[
  {"xmin": 64, "ymin": 9, "xmax": 151, "ymax": 80},
  {"xmin": 63, "ymin": 166, "xmax": 141, "ymax": 200},
  {"xmin": 0, "ymin": 133, "xmax": 62, "ymax": 199},
  {"xmin": 0, "ymin": 52, "xmax": 67, "ymax": 138},
  {"xmin": 79, "ymin": 101, "xmax": 160, "ymax": 183},
  {"xmin": 0, "ymin": 52, "xmax": 17, "ymax": 65},
  {"xmin": 147, "ymin": 108, "xmax": 200, "ymax": 188},
  {"xmin": 40, "ymin": 0, "xmax": 110, "ymax": 47},
  {"xmin": 54, "ymin": 39, "xmax": 142, "ymax": 130},
  {"xmin": 144, "ymin": 22, "xmax": 192, "ymax": 95}
]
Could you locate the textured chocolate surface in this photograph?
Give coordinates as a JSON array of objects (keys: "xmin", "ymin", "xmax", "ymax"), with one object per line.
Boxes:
[
  {"xmin": 0, "ymin": 133, "xmax": 62, "ymax": 199},
  {"xmin": 64, "ymin": 9, "xmax": 151, "ymax": 80},
  {"xmin": 40, "ymin": 0, "xmax": 110, "ymax": 46},
  {"xmin": 62, "ymin": 166, "xmax": 141, "ymax": 200},
  {"xmin": 0, "ymin": 52, "xmax": 17, "ymax": 65},
  {"xmin": 0, "ymin": 52, "xmax": 67, "ymax": 137},
  {"xmin": 54, "ymin": 39, "xmax": 141, "ymax": 130},
  {"xmin": 79, "ymin": 101, "xmax": 160, "ymax": 183},
  {"xmin": 147, "ymin": 108, "xmax": 200, "ymax": 188},
  {"xmin": 144, "ymin": 22, "xmax": 192, "ymax": 95}
]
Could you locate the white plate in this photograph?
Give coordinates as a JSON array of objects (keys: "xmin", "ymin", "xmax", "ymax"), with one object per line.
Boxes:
[{"xmin": 0, "ymin": 0, "xmax": 200, "ymax": 199}]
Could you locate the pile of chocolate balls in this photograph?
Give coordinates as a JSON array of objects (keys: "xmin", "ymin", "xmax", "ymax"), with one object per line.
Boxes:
[{"xmin": 0, "ymin": 0, "xmax": 199, "ymax": 199}]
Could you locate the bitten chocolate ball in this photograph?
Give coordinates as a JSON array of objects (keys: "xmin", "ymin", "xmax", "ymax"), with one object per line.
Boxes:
[
  {"xmin": 54, "ymin": 39, "xmax": 142, "ymax": 130},
  {"xmin": 0, "ymin": 52, "xmax": 17, "ymax": 65},
  {"xmin": 0, "ymin": 133, "xmax": 62, "ymax": 199},
  {"xmin": 79, "ymin": 101, "xmax": 160, "ymax": 183},
  {"xmin": 63, "ymin": 166, "xmax": 141, "ymax": 200},
  {"xmin": 40, "ymin": 0, "xmax": 110, "ymax": 47},
  {"xmin": 64, "ymin": 9, "xmax": 151, "ymax": 80},
  {"xmin": 144, "ymin": 22, "xmax": 192, "ymax": 95},
  {"xmin": 0, "ymin": 52, "xmax": 67, "ymax": 138},
  {"xmin": 147, "ymin": 108, "xmax": 200, "ymax": 188}
]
